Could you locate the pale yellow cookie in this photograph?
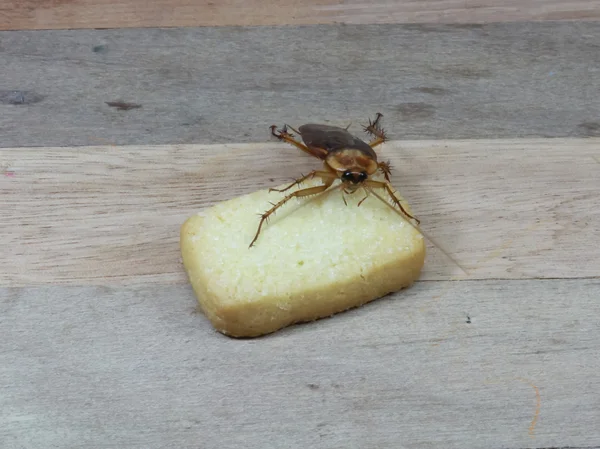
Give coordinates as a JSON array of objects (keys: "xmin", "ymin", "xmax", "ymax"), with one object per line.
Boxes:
[{"xmin": 180, "ymin": 178, "xmax": 425, "ymax": 337}]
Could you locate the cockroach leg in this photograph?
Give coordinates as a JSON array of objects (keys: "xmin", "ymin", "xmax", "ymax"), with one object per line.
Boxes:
[
  {"xmin": 270, "ymin": 124, "xmax": 289, "ymax": 139},
  {"xmin": 284, "ymin": 123, "xmax": 301, "ymax": 135},
  {"xmin": 270, "ymin": 124, "xmax": 317, "ymax": 158},
  {"xmin": 269, "ymin": 170, "xmax": 332, "ymax": 193},
  {"xmin": 378, "ymin": 161, "xmax": 392, "ymax": 182},
  {"xmin": 368, "ymin": 136, "xmax": 386, "ymax": 149},
  {"xmin": 368, "ymin": 112, "xmax": 384, "ymax": 131},
  {"xmin": 249, "ymin": 177, "xmax": 335, "ymax": 248},
  {"xmin": 364, "ymin": 179, "xmax": 420, "ymax": 224},
  {"xmin": 363, "ymin": 112, "xmax": 387, "ymax": 148}
]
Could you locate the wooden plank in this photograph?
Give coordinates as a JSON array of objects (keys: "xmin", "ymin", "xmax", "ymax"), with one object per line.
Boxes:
[
  {"xmin": 1, "ymin": 138, "xmax": 599, "ymax": 287},
  {"xmin": 2, "ymin": 22, "xmax": 600, "ymax": 148},
  {"xmin": 2, "ymin": 0, "xmax": 600, "ymax": 31},
  {"xmin": 1, "ymin": 279, "xmax": 599, "ymax": 448}
]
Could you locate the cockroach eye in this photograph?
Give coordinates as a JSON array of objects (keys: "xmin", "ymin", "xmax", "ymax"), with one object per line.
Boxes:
[{"xmin": 342, "ymin": 171, "xmax": 367, "ymax": 184}]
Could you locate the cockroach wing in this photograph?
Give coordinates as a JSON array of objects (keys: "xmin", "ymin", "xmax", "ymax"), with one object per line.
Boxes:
[{"xmin": 298, "ymin": 124, "xmax": 377, "ymax": 160}]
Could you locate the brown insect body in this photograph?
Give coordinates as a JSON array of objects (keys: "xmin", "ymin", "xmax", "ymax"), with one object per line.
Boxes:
[{"xmin": 249, "ymin": 113, "xmax": 420, "ymax": 247}]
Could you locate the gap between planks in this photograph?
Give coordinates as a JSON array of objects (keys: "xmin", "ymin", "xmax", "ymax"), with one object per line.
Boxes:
[
  {"xmin": 2, "ymin": 0, "xmax": 600, "ymax": 30},
  {"xmin": 1, "ymin": 137, "xmax": 599, "ymax": 287}
]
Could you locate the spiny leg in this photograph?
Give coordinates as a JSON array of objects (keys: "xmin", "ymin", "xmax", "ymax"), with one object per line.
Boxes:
[
  {"xmin": 362, "ymin": 112, "xmax": 387, "ymax": 148},
  {"xmin": 378, "ymin": 160, "xmax": 392, "ymax": 182},
  {"xmin": 249, "ymin": 178, "xmax": 335, "ymax": 248},
  {"xmin": 269, "ymin": 169, "xmax": 334, "ymax": 193},
  {"xmin": 283, "ymin": 123, "xmax": 301, "ymax": 134},
  {"xmin": 364, "ymin": 113, "xmax": 392, "ymax": 179},
  {"xmin": 364, "ymin": 179, "xmax": 420, "ymax": 224},
  {"xmin": 368, "ymin": 135, "xmax": 386, "ymax": 149},
  {"xmin": 270, "ymin": 124, "xmax": 319, "ymax": 159}
]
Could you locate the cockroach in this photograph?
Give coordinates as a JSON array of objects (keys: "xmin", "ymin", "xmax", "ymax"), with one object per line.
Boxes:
[{"xmin": 249, "ymin": 113, "xmax": 420, "ymax": 248}]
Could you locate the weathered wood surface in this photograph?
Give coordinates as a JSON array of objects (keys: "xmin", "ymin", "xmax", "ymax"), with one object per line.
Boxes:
[
  {"xmin": 2, "ymin": 280, "xmax": 600, "ymax": 448},
  {"xmin": 3, "ymin": 16, "xmax": 600, "ymax": 449},
  {"xmin": 1, "ymin": 138, "xmax": 599, "ymax": 287},
  {"xmin": 2, "ymin": 22, "xmax": 600, "ymax": 148},
  {"xmin": 2, "ymin": 0, "xmax": 600, "ymax": 30}
]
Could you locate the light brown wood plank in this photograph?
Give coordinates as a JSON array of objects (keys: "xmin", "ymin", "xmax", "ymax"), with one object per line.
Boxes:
[
  {"xmin": 2, "ymin": 0, "xmax": 600, "ymax": 30},
  {"xmin": 2, "ymin": 23, "xmax": 600, "ymax": 148},
  {"xmin": 1, "ymin": 138, "xmax": 598, "ymax": 286},
  {"xmin": 2, "ymin": 280, "xmax": 599, "ymax": 447}
]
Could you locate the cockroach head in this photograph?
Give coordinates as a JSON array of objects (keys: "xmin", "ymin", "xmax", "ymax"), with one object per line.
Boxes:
[{"xmin": 340, "ymin": 170, "xmax": 368, "ymax": 191}]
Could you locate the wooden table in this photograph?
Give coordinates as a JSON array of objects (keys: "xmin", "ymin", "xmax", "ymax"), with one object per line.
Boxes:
[{"xmin": 2, "ymin": 2, "xmax": 599, "ymax": 448}]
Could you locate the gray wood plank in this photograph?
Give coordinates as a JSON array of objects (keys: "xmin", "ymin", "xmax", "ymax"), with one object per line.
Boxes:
[
  {"xmin": 1, "ymin": 22, "xmax": 600, "ymax": 148},
  {"xmin": 2, "ymin": 280, "xmax": 599, "ymax": 448}
]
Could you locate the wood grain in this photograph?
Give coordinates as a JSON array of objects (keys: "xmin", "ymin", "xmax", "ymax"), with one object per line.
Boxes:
[
  {"xmin": 2, "ymin": 0, "xmax": 600, "ymax": 30},
  {"xmin": 2, "ymin": 14, "xmax": 599, "ymax": 449},
  {"xmin": 2, "ymin": 22, "xmax": 600, "ymax": 148},
  {"xmin": 1, "ymin": 138, "xmax": 599, "ymax": 287},
  {"xmin": 2, "ymin": 280, "xmax": 600, "ymax": 448}
]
